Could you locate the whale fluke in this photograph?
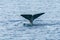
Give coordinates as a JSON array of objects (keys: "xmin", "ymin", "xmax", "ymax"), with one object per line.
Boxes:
[{"xmin": 21, "ymin": 13, "xmax": 45, "ymax": 25}]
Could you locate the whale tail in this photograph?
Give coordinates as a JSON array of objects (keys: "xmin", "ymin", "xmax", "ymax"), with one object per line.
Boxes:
[{"xmin": 21, "ymin": 13, "xmax": 45, "ymax": 25}]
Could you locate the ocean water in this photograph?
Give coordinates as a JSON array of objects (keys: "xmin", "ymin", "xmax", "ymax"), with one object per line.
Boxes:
[
  {"xmin": 0, "ymin": 20, "xmax": 60, "ymax": 40},
  {"xmin": 0, "ymin": 0, "xmax": 60, "ymax": 40}
]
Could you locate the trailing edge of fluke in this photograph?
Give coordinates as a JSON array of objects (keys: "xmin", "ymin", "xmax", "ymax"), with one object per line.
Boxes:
[{"xmin": 21, "ymin": 13, "xmax": 45, "ymax": 25}]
